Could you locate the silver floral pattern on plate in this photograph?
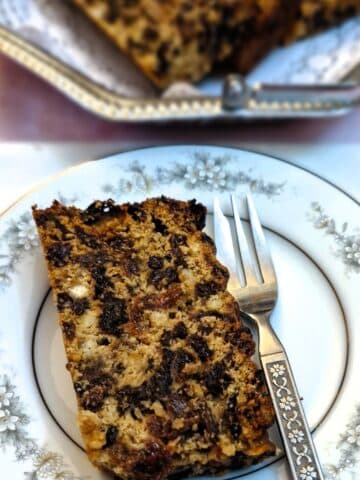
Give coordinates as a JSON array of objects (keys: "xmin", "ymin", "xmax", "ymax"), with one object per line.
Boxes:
[
  {"xmin": 0, "ymin": 212, "xmax": 39, "ymax": 289},
  {"xmin": 0, "ymin": 152, "xmax": 283, "ymax": 290},
  {"xmin": 324, "ymin": 406, "xmax": 360, "ymax": 479},
  {"xmin": 308, "ymin": 202, "xmax": 360, "ymax": 274},
  {"xmin": 102, "ymin": 152, "xmax": 285, "ymax": 197},
  {"xmin": 0, "ymin": 376, "xmax": 82, "ymax": 479}
]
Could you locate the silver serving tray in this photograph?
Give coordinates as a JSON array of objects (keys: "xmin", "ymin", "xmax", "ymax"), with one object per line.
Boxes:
[{"xmin": 1, "ymin": 1, "xmax": 360, "ymax": 122}]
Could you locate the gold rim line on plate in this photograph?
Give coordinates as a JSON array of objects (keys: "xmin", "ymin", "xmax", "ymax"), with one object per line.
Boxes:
[{"xmin": 0, "ymin": 147, "xmax": 350, "ymax": 443}]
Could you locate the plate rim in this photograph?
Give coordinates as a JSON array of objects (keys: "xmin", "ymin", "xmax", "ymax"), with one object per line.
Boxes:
[{"xmin": 0, "ymin": 144, "xmax": 358, "ymax": 224}]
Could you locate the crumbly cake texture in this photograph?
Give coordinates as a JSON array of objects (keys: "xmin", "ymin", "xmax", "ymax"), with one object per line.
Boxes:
[
  {"xmin": 32, "ymin": 197, "xmax": 275, "ymax": 480},
  {"xmin": 70, "ymin": 0, "xmax": 298, "ymax": 88},
  {"xmin": 285, "ymin": 0, "xmax": 360, "ymax": 42},
  {"xmin": 70, "ymin": 0, "xmax": 225, "ymax": 88}
]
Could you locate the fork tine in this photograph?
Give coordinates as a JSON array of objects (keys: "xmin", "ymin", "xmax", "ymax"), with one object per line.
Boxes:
[
  {"xmin": 246, "ymin": 194, "xmax": 276, "ymax": 285},
  {"xmin": 230, "ymin": 194, "xmax": 258, "ymax": 286},
  {"xmin": 213, "ymin": 197, "xmax": 238, "ymax": 276}
]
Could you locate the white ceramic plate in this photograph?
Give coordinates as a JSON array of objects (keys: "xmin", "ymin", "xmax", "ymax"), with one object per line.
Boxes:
[{"xmin": 0, "ymin": 145, "xmax": 359, "ymax": 480}]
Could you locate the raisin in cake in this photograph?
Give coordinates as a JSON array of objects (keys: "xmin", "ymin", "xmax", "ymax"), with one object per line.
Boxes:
[
  {"xmin": 285, "ymin": 0, "xmax": 360, "ymax": 42},
  {"xmin": 33, "ymin": 197, "xmax": 275, "ymax": 480}
]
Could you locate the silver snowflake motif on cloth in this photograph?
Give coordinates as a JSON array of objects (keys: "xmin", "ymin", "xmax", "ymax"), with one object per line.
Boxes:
[
  {"xmin": 103, "ymin": 152, "xmax": 285, "ymax": 197},
  {"xmin": 308, "ymin": 202, "xmax": 360, "ymax": 274}
]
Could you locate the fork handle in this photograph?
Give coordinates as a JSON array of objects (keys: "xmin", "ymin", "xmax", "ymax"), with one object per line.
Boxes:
[{"xmin": 261, "ymin": 351, "xmax": 325, "ymax": 480}]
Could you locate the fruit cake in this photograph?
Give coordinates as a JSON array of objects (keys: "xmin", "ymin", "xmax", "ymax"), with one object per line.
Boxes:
[
  {"xmin": 70, "ymin": 0, "xmax": 225, "ymax": 88},
  {"xmin": 285, "ymin": 0, "xmax": 360, "ymax": 41},
  {"xmin": 70, "ymin": 0, "xmax": 294, "ymax": 88},
  {"xmin": 32, "ymin": 197, "xmax": 275, "ymax": 480},
  {"xmin": 70, "ymin": 1, "xmax": 359, "ymax": 87}
]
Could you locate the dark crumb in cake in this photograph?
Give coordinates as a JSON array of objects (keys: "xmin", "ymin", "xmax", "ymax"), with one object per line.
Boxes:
[{"xmin": 33, "ymin": 196, "xmax": 275, "ymax": 480}]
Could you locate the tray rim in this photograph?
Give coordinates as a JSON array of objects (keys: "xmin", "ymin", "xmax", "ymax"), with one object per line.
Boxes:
[{"xmin": 0, "ymin": 26, "xmax": 353, "ymax": 122}]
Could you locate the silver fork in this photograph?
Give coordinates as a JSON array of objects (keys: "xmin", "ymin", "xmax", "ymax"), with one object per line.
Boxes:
[{"xmin": 213, "ymin": 194, "xmax": 324, "ymax": 480}]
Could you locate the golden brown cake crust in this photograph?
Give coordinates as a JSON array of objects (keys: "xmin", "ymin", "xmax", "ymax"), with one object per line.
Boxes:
[
  {"xmin": 70, "ymin": 0, "xmax": 301, "ymax": 87},
  {"xmin": 70, "ymin": 0, "xmax": 226, "ymax": 88},
  {"xmin": 69, "ymin": 1, "xmax": 360, "ymax": 87},
  {"xmin": 33, "ymin": 197, "xmax": 275, "ymax": 480}
]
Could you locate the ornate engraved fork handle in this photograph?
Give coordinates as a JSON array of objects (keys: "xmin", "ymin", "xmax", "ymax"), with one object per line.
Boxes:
[
  {"xmin": 260, "ymin": 348, "xmax": 324, "ymax": 479},
  {"xmin": 215, "ymin": 196, "xmax": 325, "ymax": 479}
]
